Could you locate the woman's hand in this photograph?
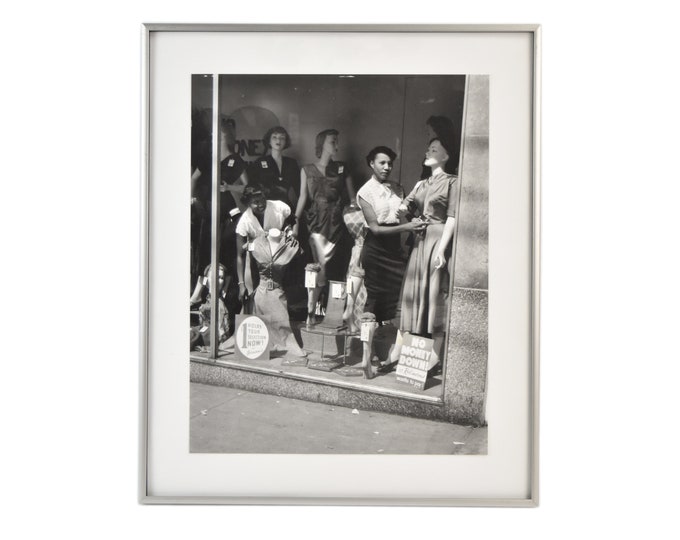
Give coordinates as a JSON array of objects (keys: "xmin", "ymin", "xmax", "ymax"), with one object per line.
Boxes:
[
  {"xmin": 291, "ymin": 222, "xmax": 299, "ymax": 238},
  {"xmin": 238, "ymin": 283, "xmax": 247, "ymax": 302},
  {"xmin": 405, "ymin": 220, "xmax": 428, "ymax": 233},
  {"xmin": 396, "ymin": 203, "xmax": 408, "ymax": 219},
  {"xmin": 434, "ymin": 250, "xmax": 447, "ymax": 270}
]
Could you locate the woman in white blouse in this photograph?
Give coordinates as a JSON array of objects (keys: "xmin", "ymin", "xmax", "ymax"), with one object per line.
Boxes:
[
  {"xmin": 235, "ymin": 184, "xmax": 293, "ymax": 304},
  {"xmin": 356, "ymin": 147, "xmax": 428, "ymax": 326}
]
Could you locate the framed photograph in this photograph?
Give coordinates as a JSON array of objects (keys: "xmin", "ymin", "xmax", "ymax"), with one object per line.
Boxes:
[{"xmin": 140, "ymin": 24, "xmax": 540, "ymax": 506}]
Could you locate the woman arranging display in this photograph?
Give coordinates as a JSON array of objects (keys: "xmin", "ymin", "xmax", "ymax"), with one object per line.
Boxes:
[
  {"xmin": 235, "ymin": 184, "xmax": 294, "ymax": 303},
  {"xmin": 356, "ymin": 146, "xmax": 427, "ymax": 325},
  {"xmin": 356, "ymin": 146, "xmax": 428, "ymax": 378}
]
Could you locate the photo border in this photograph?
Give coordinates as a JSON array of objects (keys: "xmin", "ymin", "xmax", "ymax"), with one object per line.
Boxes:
[{"xmin": 139, "ymin": 23, "xmax": 541, "ymax": 507}]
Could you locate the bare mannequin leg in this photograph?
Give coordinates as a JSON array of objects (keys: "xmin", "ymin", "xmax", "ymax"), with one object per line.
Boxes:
[
  {"xmin": 306, "ymin": 235, "xmax": 329, "ymax": 326},
  {"xmin": 360, "ymin": 313, "xmax": 378, "ymax": 379},
  {"xmin": 306, "ymin": 285, "xmax": 322, "ymax": 326},
  {"xmin": 285, "ymin": 332, "xmax": 307, "ymax": 357},
  {"xmin": 386, "ymin": 329, "xmax": 404, "ymax": 366},
  {"xmin": 342, "ymin": 275, "xmax": 363, "ymax": 332}
]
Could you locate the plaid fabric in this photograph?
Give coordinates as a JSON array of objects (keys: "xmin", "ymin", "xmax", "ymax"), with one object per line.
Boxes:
[
  {"xmin": 352, "ymin": 284, "xmax": 367, "ymax": 326},
  {"xmin": 343, "ymin": 204, "xmax": 366, "ymax": 279},
  {"xmin": 341, "ymin": 204, "xmax": 368, "ymax": 329}
]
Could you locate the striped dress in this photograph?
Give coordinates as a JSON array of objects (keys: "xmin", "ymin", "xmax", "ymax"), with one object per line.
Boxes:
[{"xmin": 399, "ymin": 173, "xmax": 458, "ymax": 335}]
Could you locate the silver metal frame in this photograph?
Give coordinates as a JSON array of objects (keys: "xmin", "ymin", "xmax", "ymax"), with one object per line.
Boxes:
[{"xmin": 139, "ymin": 23, "xmax": 541, "ymax": 507}]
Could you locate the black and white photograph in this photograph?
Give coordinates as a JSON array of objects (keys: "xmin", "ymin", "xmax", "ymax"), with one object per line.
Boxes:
[{"xmin": 188, "ymin": 73, "xmax": 489, "ymax": 454}]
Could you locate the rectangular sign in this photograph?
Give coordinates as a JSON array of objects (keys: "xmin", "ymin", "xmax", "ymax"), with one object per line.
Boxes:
[
  {"xmin": 330, "ymin": 281, "xmax": 345, "ymax": 299},
  {"xmin": 304, "ymin": 270, "xmax": 317, "ymax": 288},
  {"xmin": 395, "ymin": 333, "xmax": 435, "ymax": 391}
]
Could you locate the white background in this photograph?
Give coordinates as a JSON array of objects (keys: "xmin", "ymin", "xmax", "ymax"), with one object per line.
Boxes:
[{"xmin": 1, "ymin": 1, "xmax": 679, "ymax": 539}]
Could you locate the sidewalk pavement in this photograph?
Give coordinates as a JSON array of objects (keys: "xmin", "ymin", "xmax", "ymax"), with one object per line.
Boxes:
[{"xmin": 190, "ymin": 382, "xmax": 487, "ymax": 454}]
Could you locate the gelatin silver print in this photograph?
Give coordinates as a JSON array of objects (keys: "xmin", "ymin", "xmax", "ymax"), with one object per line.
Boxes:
[{"xmin": 189, "ymin": 73, "xmax": 489, "ymax": 454}]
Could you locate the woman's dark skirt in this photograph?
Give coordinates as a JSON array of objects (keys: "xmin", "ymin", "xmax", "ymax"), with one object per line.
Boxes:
[{"xmin": 360, "ymin": 228, "xmax": 407, "ymax": 323}]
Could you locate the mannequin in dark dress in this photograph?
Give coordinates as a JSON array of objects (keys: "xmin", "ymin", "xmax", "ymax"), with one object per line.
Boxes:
[
  {"xmin": 293, "ymin": 129, "xmax": 356, "ymax": 324},
  {"xmin": 251, "ymin": 126, "xmax": 307, "ymax": 319},
  {"xmin": 250, "ymin": 126, "xmax": 300, "ymax": 210}
]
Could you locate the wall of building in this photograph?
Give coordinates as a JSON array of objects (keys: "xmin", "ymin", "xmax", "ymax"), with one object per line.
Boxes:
[
  {"xmin": 444, "ymin": 75, "xmax": 490, "ymax": 423},
  {"xmin": 454, "ymin": 75, "xmax": 489, "ymax": 290}
]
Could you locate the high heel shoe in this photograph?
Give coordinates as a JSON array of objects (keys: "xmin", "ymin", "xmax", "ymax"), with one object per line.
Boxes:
[{"xmin": 377, "ymin": 359, "xmax": 398, "ymax": 374}]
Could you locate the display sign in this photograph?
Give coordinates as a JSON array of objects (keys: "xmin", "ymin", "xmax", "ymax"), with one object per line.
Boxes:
[
  {"xmin": 395, "ymin": 333, "xmax": 435, "ymax": 391},
  {"xmin": 234, "ymin": 314, "xmax": 270, "ymax": 362},
  {"xmin": 228, "ymin": 106, "xmax": 280, "ymax": 160},
  {"xmin": 330, "ymin": 281, "xmax": 346, "ymax": 299},
  {"xmin": 360, "ymin": 321, "xmax": 373, "ymax": 342},
  {"xmin": 305, "ymin": 264, "xmax": 319, "ymax": 289}
]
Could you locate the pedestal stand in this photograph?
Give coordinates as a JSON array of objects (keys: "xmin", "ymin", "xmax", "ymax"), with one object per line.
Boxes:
[{"xmin": 302, "ymin": 280, "xmax": 351, "ymax": 371}]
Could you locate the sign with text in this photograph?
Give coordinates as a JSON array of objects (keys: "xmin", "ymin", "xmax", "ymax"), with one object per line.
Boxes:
[
  {"xmin": 395, "ymin": 333, "xmax": 435, "ymax": 391},
  {"xmin": 234, "ymin": 314, "xmax": 270, "ymax": 362},
  {"xmin": 305, "ymin": 269, "xmax": 318, "ymax": 288},
  {"xmin": 330, "ymin": 281, "xmax": 346, "ymax": 299}
]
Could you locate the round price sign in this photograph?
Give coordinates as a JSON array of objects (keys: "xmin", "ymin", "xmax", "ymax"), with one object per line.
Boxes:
[{"xmin": 235, "ymin": 316, "xmax": 270, "ymax": 360}]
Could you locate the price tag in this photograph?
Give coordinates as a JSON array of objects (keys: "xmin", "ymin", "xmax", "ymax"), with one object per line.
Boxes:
[
  {"xmin": 330, "ymin": 282, "xmax": 345, "ymax": 299},
  {"xmin": 360, "ymin": 321, "xmax": 372, "ymax": 342},
  {"xmin": 305, "ymin": 270, "xmax": 317, "ymax": 288}
]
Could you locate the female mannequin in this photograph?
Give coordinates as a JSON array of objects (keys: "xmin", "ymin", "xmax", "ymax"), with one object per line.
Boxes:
[{"xmin": 293, "ymin": 129, "xmax": 355, "ymax": 325}]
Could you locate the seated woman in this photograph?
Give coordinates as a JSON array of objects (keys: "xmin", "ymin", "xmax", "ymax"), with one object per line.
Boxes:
[
  {"xmin": 190, "ymin": 207, "xmax": 243, "ymax": 335},
  {"xmin": 190, "ymin": 263, "xmax": 229, "ymax": 351}
]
